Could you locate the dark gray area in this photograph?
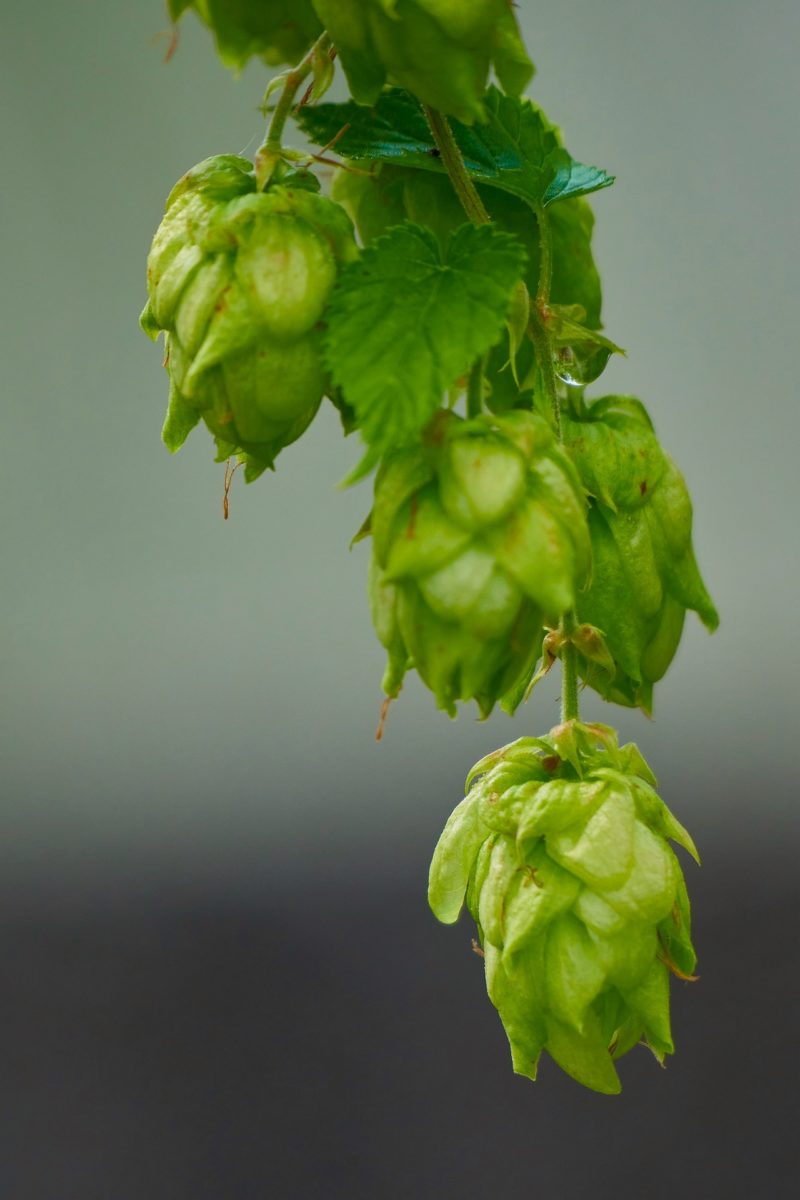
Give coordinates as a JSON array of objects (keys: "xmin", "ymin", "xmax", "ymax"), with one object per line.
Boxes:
[{"xmin": 1, "ymin": 850, "xmax": 796, "ymax": 1199}]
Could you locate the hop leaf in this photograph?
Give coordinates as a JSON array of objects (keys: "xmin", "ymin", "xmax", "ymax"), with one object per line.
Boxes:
[
  {"xmin": 298, "ymin": 87, "xmax": 614, "ymax": 208},
  {"xmin": 429, "ymin": 721, "xmax": 699, "ymax": 1093},
  {"xmin": 323, "ymin": 222, "xmax": 527, "ymax": 471}
]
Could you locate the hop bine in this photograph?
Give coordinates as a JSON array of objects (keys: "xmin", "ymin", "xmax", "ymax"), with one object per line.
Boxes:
[
  {"xmin": 367, "ymin": 409, "xmax": 590, "ymax": 717},
  {"xmin": 429, "ymin": 720, "xmax": 699, "ymax": 1094},
  {"xmin": 140, "ymin": 155, "xmax": 358, "ymax": 480}
]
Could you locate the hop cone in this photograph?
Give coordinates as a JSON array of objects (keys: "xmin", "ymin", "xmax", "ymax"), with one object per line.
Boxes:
[
  {"xmin": 429, "ymin": 720, "xmax": 699, "ymax": 1094},
  {"xmin": 368, "ymin": 410, "xmax": 589, "ymax": 717},
  {"xmin": 312, "ymin": 0, "xmax": 533, "ymax": 124},
  {"xmin": 140, "ymin": 156, "xmax": 358, "ymax": 479},
  {"xmin": 167, "ymin": 1, "xmax": 322, "ymax": 69},
  {"xmin": 562, "ymin": 396, "xmax": 719, "ymax": 711}
]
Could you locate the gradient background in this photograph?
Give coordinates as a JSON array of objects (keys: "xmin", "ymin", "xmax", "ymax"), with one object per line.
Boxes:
[{"xmin": 1, "ymin": 1, "xmax": 798, "ymax": 1196}]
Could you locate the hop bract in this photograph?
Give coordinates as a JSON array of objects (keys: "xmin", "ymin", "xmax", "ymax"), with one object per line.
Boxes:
[
  {"xmin": 312, "ymin": 0, "xmax": 533, "ymax": 124},
  {"xmin": 563, "ymin": 397, "xmax": 719, "ymax": 711},
  {"xmin": 368, "ymin": 410, "xmax": 589, "ymax": 717},
  {"xmin": 428, "ymin": 721, "xmax": 698, "ymax": 1094},
  {"xmin": 167, "ymin": 1, "xmax": 322, "ymax": 69},
  {"xmin": 140, "ymin": 156, "xmax": 358, "ymax": 478}
]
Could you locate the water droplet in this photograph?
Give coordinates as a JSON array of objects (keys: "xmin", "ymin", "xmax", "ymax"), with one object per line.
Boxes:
[{"xmin": 554, "ymin": 346, "xmax": 584, "ymax": 387}]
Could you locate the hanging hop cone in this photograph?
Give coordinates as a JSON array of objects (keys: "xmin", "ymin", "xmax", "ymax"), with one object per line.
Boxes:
[
  {"xmin": 562, "ymin": 396, "xmax": 719, "ymax": 712},
  {"xmin": 311, "ymin": 0, "xmax": 533, "ymax": 124},
  {"xmin": 428, "ymin": 720, "xmax": 699, "ymax": 1094},
  {"xmin": 368, "ymin": 409, "xmax": 590, "ymax": 717},
  {"xmin": 140, "ymin": 156, "xmax": 358, "ymax": 479},
  {"xmin": 166, "ymin": 1, "xmax": 322, "ymax": 69}
]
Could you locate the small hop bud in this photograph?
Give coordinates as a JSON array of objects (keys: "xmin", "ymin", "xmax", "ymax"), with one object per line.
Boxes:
[
  {"xmin": 428, "ymin": 721, "xmax": 699, "ymax": 1094},
  {"xmin": 563, "ymin": 396, "xmax": 719, "ymax": 712},
  {"xmin": 140, "ymin": 156, "xmax": 358, "ymax": 479},
  {"xmin": 367, "ymin": 410, "xmax": 590, "ymax": 717}
]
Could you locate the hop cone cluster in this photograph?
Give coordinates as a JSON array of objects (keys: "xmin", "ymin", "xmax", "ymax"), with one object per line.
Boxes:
[
  {"xmin": 563, "ymin": 397, "xmax": 719, "ymax": 711},
  {"xmin": 368, "ymin": 410, "xmax": 589, "ymax": 717},
  {"xmin": 429, "ymin": 720, "xmax": 698, "ymax": 1093},
  {"xmin": 140, "ymin": 156, "xmax": 357, "ymax": 479},
  {"xmin": 167, "ymin": 1, "xmax": 322, "ymax": 69},
  {"xmin": 313, "ymin": 0, "xmax": 532, "ymax": 124}
]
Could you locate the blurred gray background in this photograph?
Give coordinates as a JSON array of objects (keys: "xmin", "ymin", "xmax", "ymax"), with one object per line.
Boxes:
[{"xmin": 0, "ymin": 2, "xmax": 797, "ymax": 1197}]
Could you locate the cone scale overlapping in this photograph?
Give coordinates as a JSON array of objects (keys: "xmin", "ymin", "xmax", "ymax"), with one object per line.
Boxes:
[
  {"xmin": 429, "ymin": 720, "xmax": 698, "ymax": 1094},
  {"xmin": 563, "ymin": 397, "xmax": 719, "ymax": 711},
  {"xmin": 140, "ymin": 156, "xmax": 358, "ymax": 479},
  {"xmin": 368, "ymin": 409, "xmax": 590, "ymax": 717}
]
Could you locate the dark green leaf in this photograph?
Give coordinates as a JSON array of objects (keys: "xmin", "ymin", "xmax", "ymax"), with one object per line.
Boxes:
[{"xmin": 297, "ymin": 87, "xmax": 614, "ymax": 209}]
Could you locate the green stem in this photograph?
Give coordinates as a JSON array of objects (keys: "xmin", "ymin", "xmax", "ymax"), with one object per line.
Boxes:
[
  {"xmin": 560, "ymin": 612, "xmax": 580, "ymax": 723},
  {"xmin": 467, "ymin": 357, "xmax": 484, "ymax": 419},
  {"xmin": 527, "ymin": 203, "xmax": 560, "ymax": 436},
  {"xmin": 422, "ymin": 105, "xmax": 490, "ymax": 226},
  {"xmin": 535, "ymin": 204, "xmax": 553, "ymax": 309},
  {"xmin": 256, "ymin": 32, "xmax": 332, "ymax": 180},
  {"xmin": 531, "ymin": 206, "xmax": 581, "ymax": 723},
  {"xmin": 528, "ymin": 317, "xmax": 561, "ymax": 439}
]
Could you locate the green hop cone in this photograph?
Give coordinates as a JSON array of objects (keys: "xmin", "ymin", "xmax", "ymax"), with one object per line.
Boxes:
[
  {"xmin": 311, "ymin": 0, "xmax": 533, "ymax": 124},
  {"xmin": 562, "ymin": 396, "xmax": 719, "ymax": 711},
  {"xmin": 428, "ymin": 720, "xmax": 699, "ymax": 1094},
  {"xmin": 140, "ymin": 155, "xmax": 358, "ymax": 479},
  {"xmin": 368, "ymin": 409, "xmax": 590, "ymax": 717},
  {"xmin": 167, "ymin": 1, "xmax": 322, "ymax": 69}
]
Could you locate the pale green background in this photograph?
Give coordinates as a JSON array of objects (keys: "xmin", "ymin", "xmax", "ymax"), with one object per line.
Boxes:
[{"xmin": 1, "ymin": 0, "xmax": 797, "ymax": 900}]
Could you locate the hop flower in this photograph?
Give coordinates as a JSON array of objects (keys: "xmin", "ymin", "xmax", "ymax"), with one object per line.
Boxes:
[
  {"xmin": 562, "ymin": 396, "xmax": 719, "ymax": 711},
  {"xmin": 167, "ymin": 1, "xmax": 322, "ymax": 69},
  {"xmin": 140, "ymin": 156, "xmax": 358, "ymax": 478},
  {"xmin": 428, "ymin": 720, "xmax": 698, "ymax": 1093},
  {"xmin": 312, "ymin": 0, "xmax": 532, "ymax": 124},
  {"xmin": 368, "ymin": 410, "xmax": 589, "ymax": 716}
]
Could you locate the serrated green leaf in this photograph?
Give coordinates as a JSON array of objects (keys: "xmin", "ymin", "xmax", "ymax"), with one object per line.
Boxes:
[
  {"xmin": 297, "ymin": 87, "xmax": 614, "ymax": 209},
  {"xmin": 323, "ymin": 222, "xmax": 526, "ymax": 459}
]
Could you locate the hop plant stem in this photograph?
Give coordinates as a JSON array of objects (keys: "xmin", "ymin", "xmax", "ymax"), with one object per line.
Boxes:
[
  {"xmin": 422, "ymin": 106, "xmax": 491, "ymax": 226},
  {"xmin": 530, "ymin": 202, "xmax": 581, "ymax": 722},
  {"xmin": 466, "ymin": 358, "xmax": 484, "ymax": 418},
  {"xmin": 256, "ymin": 31, "xmax": 333, "ymax": 186}
]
